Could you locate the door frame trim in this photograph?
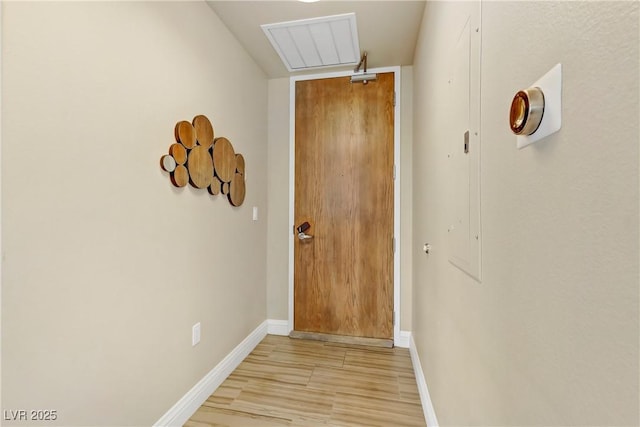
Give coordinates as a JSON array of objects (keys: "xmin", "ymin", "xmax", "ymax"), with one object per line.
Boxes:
[{"xmin": 287, "ymin": 66, "xmax": 402, "ymax": 344}]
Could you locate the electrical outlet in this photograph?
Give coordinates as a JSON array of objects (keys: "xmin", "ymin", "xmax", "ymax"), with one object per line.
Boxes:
[
  {"xmin": 192, "ymin": 322, "xmax": 201, "ymax": 346},
  {"xmin": 252, "ymin": 206, "xmax": 258, "ymax": 221}
]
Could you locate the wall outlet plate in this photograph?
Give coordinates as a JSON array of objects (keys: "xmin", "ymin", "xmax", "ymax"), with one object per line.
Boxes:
[{"xmin": 517, "ymin": 63, "xmax": 562, "ymax": 149}]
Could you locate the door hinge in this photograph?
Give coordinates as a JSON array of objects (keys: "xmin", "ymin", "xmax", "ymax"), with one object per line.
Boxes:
[
  {"xmin": 393, "ymin": 91, "xmax": 396, "ymax": 106},
  {"xmin": 392, "ymin": 237, "xmax": 396, "ymax": 254},
  {"xmin": 393, "ymin": 164, "xmax": 396, "ymax": 180},
  {"xmin": 393, "ymin": 311, "xmax": 396, "ymax": 326}
]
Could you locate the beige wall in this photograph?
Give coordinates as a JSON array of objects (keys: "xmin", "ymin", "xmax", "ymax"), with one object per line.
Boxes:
[
  {"xmin": 1, "ymin": 2, "xmax": 268, "ymax": 426},
  {"xmin": 266, "ymin": 78, "xmax": 290, "ymax": 320},
  {"xmin": 412, "ymin": 1, "xmax": 639, "ymax": 425},
  {"xmin": 266, "ymin": 69, "xmax": 414, "ymax": 331},
  {"xmin": 399, "ymin": 66, "xmax": 413, "ymax": 329}
]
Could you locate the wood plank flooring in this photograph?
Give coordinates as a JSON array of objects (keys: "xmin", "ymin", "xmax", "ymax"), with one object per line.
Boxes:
[{"xmin": 185, "ymin": 335, "xmax": 426, "ymax": 427}]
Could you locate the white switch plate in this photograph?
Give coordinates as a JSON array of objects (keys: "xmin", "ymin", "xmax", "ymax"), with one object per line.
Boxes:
[
  {"xmin": 192, "ymin": 322, "xmax": 201, "ymax": 346},
  {"xmin": 252, "ymin": 206, "xmax": 258, "ymax": 221},
  {"xmin": 517, "ymin": 63, "xmax": 562, "ymax": 149}
]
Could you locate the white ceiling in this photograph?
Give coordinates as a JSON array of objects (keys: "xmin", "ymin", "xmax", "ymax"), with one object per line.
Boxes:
[{"xmin": 206, "ymin": 1, "xmax": 427, "ymax": 79}]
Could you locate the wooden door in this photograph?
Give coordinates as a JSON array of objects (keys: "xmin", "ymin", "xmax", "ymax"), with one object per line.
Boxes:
[{"xmin": 294, "ymin": 73, "xmax": 394, "ymax": 340}]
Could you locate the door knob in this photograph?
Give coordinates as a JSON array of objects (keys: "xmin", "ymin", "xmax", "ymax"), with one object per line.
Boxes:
[
  {"xmin": 298, "ymin": 232, "xmax": 313, "ymax": 241},
  {"xmin": 296, "ymin": 222, "xmax": 313, "ymax": 241}
]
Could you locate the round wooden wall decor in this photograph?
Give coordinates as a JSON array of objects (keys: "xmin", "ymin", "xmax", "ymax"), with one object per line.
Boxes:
[
  {"xmin": 235, "ymin": 154, "xmax": 245, "ymax": 175},
  {"xmin": 160, "ymin": 155, "xmax": 176, "ymax": 172},
  {"xmin": 187, "ymin": 145, "xmax": 213, "ymax": 189},
  {"xmin": 171, "ymin": 165, "xmax": 189, "ymax": 187},
  {"xmin": 169, "ymin": 143, "xmax": 187, "ymax": 165},
  {"xmin": 213, "ymin": 137, "xmax": 236, "ymax": 183},
  {"xmin": 160, "ymin": 115, "xmax": 246, "ymax": 207},
  {"xmin": 175, "ymin": 121, "xmax": 196, "ymax": 149},
  {"xmin": 208, "ymin": 177, "xmax": 222, "ymax": 196},
  {"xmin": 193, "ymin": 115, "xmax": 214, "ymax": 149},
  {"xmin": 221, "ymin": 182, "xmax": 230, "ymax": 195},
  {"xmin": 228, "ymin": 172, "xmax": 246, "ymax": 207}
]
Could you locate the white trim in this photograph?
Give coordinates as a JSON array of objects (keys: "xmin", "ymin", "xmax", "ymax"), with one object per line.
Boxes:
[
  {"xmin": 153, "ymin": 321, "xmax": 268, "ymax": 427},
  {"xmin": 409, "ymin": 334, "xmax": 439, "ymax": 427},
  {"xmin": 287, "ymin": 66, "xmax": 402, "ymax": 342},
  {"xmin": 0, "ymin": 2, "xmax": 4, "ymax": 411},
  {"xmin": 395, "ymin": 330, "xmax": 411, "ymax": 348},
  {"xmin": 288, "ymin": 78, "xmax": 295, "ymax": 333},
  {"xmin": 392, "ymin": 68, "xmax": 402, "ymax": 343},
  {"xmin": 267, "ymin": 319, "xmax": 290, "ymax": 336}
]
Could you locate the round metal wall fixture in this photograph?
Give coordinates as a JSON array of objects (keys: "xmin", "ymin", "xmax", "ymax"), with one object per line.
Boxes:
[{"xmin": 509, "ymin": 87, "xmax": 545, "ymax": 135}]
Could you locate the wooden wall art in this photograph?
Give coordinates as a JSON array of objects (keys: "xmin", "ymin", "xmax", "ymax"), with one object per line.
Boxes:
[{"xmin": 160, "ymin": 115, "xmax": 246, "ymax": 207}]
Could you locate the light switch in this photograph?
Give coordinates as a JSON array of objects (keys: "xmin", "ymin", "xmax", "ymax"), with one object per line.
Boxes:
[{"xmin": 192, "ymin": 323, "xmax": 201, "ymax": 346}]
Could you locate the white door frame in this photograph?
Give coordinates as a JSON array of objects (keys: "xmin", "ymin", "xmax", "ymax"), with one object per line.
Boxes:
[
  {"xmin": 1, "ymin": 2, "xmax": 4, "ymax": 380},
  {"xmin": 287, "ymin": 66, "xmax": 402, "ymax": 345}
]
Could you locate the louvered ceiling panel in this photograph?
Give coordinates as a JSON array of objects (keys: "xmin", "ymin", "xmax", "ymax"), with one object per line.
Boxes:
[
  {"xmin": 261, "ymin": 13, "xmax": 360, "ymax": 72},
  {"xmin": 308, "ymin": 23, "xmax": 339, "ymax": 64},
  {"xmin": 289, "ymin": 25, "xmax": 323, "ymax": 67}
]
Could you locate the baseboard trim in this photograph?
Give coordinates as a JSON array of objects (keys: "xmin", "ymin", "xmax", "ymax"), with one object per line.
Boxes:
[
  {"xmin": 153, "ymin": 320, "xmax": 268, "ymax": 427},
  {"xmin": 267, "ymin": 319, "xmax": 290, "ymax": 336},
  {"xmin": 409, "ymin": 333, "xmax": 439, "ymax": 427},
  {"xmin": 395, "ymin": 330, "xmax": 411, "ymax": 348}
]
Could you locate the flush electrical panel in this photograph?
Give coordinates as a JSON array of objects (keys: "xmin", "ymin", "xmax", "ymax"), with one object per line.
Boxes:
[{"xmin": 447, "ymin": 3, "xmax": 482, "ymax": 282}]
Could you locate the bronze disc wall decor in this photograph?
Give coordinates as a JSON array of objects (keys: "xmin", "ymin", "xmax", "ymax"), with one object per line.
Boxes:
[{"xmin": 160, "ymin": 115, "xmax": 246, "ymax": 207}]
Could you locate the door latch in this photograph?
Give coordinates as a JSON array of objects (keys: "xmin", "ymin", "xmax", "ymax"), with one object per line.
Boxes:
[{"xmin": 464, "ymin": 130, "xmax": 469, "ymax": 154}]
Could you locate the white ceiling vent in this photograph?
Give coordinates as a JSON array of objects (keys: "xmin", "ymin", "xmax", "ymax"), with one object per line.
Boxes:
[{"xmin": 261, "ymin": 13, "xmax": 360, "ymax": 72}]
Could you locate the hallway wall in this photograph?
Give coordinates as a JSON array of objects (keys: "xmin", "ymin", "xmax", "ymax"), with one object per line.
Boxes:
[
  {"xmin": 412, "ymin": 1, "xmax": 639, "ymax": 425},
  {"xmin": 266, "ymin": 77, "xmax": 290, "ymax": 320},
  {"xmin": 1, "ymin": 2, "xmax": 268, "ymax": 425}
]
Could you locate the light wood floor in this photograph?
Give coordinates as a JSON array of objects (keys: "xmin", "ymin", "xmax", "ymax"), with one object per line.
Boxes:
[{"xmin": 185, "ymin": 335, "xmax": 426, "ymax": 427}]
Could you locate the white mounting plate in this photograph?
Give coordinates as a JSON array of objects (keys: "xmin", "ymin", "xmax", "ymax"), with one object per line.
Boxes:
[{"xmin": 517, "ymin": 63, "xmax": 562, "ymax": 149}]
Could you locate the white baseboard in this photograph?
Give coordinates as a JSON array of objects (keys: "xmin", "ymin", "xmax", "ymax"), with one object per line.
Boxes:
[
  {"xmin": 154, "ymin": 320, "xmax": 268, "ymax": 427},
  {"xmin": 267, "ymin": 319, "xmax": 290, "ymax": 336},
  {"xmin": 409, "ymin": 333, "xmax": 439, "ymax": 427},
  {"xmin": 395, "ymin": 330, "xmax": 411, "ymax": 348}
]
